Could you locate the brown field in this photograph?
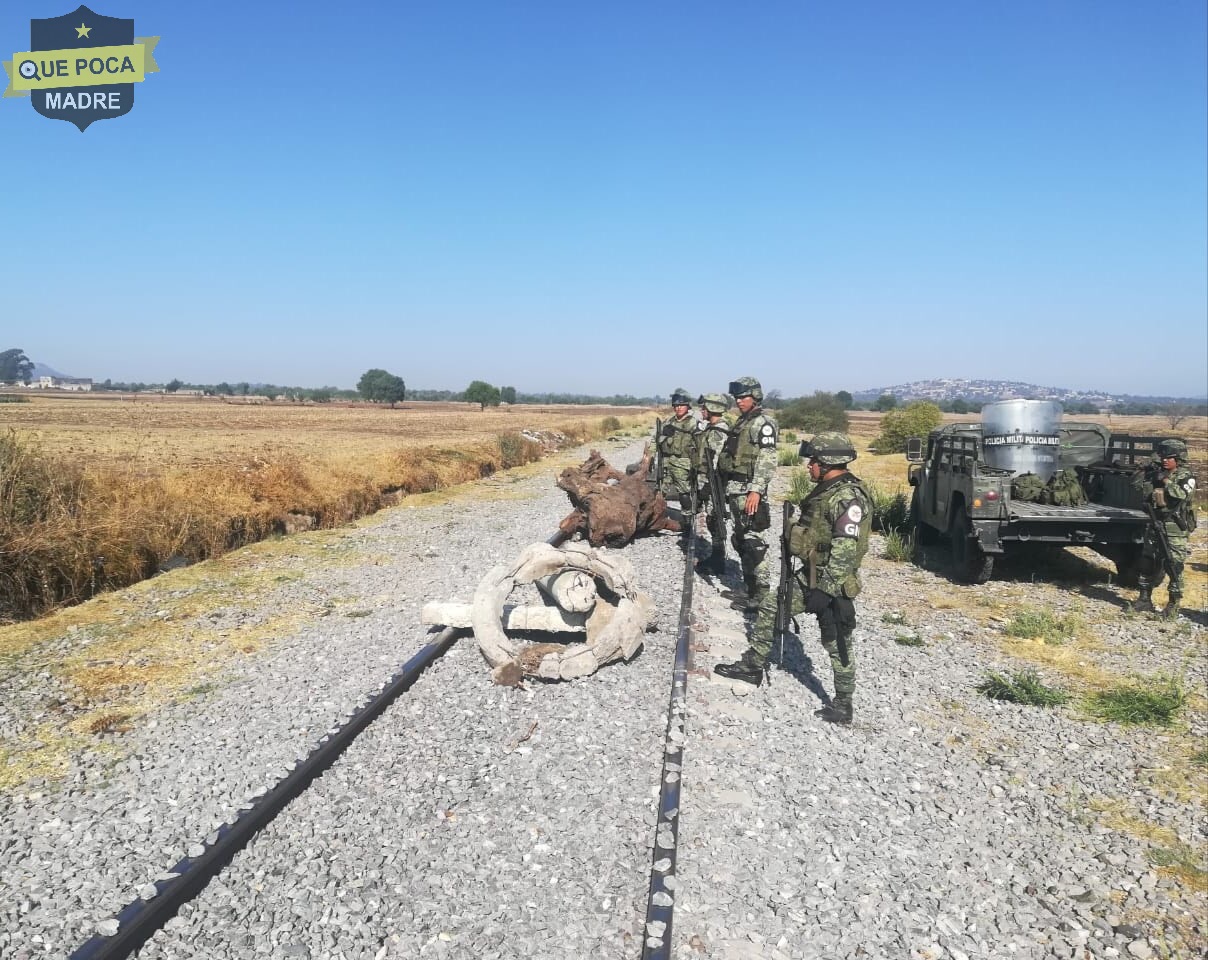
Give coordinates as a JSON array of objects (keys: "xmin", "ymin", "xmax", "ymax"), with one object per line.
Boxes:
[
  {"xmin": 0, "ymin": 393, "xmax": 650, "ymax": 467},
  {"xmin": 0, "ymin": 393, "xmax": 654, "ymax": 621}
]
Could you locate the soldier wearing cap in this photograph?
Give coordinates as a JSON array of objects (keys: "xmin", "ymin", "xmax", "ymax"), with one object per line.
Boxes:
[
  {"xmin": 656, "ymin": 388, "xmax": 699, "ymax": 522},
  {"xmin": 694, "ymin": 393, "xmax": 731, "ymax": 575},
  {"xmin": 1131, "ymin": 438, "xmax": 1197, "ymax": 618},
  {"xmin": 710, "ymin": 377, "xmax": 778, "ymax": 610},
  {"xmin": 716, "ymin": 432, "xmax": 872, "ymax": 726}
]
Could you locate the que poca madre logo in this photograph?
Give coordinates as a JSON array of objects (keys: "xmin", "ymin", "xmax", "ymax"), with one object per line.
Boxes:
[{"xmin": 3, "ymin": 4, "xmax": 159, "ymax": 131}]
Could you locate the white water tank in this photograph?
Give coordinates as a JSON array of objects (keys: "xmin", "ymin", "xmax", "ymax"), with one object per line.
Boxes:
[{"xmin": 980, "ymin": 400, "xmax": 1063, "ymax": 480}]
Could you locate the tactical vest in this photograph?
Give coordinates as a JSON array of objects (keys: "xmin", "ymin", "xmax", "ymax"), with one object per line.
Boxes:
[
  {"xmin": 658, "ymin": 416, "xmax": 697, "ymax": 460},
  {"xmin": 693, "ymin": 421, "xmax": 727, "ymax": 470},
  {"xmin": 788, "ymin": 473, "xmax": 872, "ymax": 593},
  {"xmin": 717, "ymin": 409, "xmax": 772, "ymax": 481}
]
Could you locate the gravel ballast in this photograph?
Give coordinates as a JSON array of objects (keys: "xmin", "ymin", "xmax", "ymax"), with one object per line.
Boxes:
[{"xmin": 1, "ymin": 438, "xmax": 1203, "ymax": 959}]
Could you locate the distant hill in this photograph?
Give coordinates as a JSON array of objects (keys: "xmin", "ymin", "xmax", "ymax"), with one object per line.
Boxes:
[
  {"xmin": 852, "ymin": 379, "xmax": 1205, "ymax": 407},
  {"xmin": 31, "ymin": 362, "xmax": 71, "ymax": 379}
]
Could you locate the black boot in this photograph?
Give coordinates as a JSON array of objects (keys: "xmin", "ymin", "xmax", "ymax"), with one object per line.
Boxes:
[
  {"xmin": 1132, "ymin": 588, "xmax": 1155, "ymax": 614},
  {"xmin": 814, "ymin": 693, "xmax": 853, "ymax": 725},
  {"xmin": 695, "ymin": 549, "xmax": 725, "ymax": 577},
  {"xmin": 1162, "ymin": 597, "xmax": 1181, "ymax": 620},
  {"xmin": 714, "ymin": 649, "xmax": 765, "ymax": 686}
]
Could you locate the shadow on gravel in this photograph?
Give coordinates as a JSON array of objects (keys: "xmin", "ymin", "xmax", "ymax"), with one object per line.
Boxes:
[
  {"xmin": 1076, "ymin": 583, "xmax": 1133, "ymax": 611},
  {"xmin": 766, "ymin": 632, "xmax": 830, "ymax": 707}
]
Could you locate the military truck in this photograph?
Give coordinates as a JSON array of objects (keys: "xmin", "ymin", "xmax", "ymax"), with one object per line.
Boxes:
[{"xmin": 905, "ymin": 401, "xmax": 1174, "ymax": 584}]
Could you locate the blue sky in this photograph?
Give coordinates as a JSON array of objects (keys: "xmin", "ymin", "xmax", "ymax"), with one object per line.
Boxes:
[{"xmin": 2, "ymin": 1, "xmax": 1205, "ymax": 397}]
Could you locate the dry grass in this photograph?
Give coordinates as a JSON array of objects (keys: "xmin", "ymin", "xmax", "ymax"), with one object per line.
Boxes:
[{"xmin": 0, "ymin": 396, "xmax": 651, "ymax": 620}]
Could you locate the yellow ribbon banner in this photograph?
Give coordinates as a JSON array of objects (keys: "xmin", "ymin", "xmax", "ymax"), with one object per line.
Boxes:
[{"xmin": 4, "ymin": 36, "xmax": 158, "ymax": 97}]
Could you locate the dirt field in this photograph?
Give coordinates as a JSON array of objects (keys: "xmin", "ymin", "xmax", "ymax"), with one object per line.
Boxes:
[{"xmin": 0, "ymin": 393, "xmax": 652, "ymax": 467}]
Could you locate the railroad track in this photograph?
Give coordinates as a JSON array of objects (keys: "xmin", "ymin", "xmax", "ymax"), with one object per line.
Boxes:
[{"xmin": 71, "ymin": 520, "xmax": 700, "ymax": 960}]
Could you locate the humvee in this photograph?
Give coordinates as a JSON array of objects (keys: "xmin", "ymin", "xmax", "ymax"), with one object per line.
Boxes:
[{"xmin": 906, "ymin": 421, "xmax": 1171, "ymax": 584}]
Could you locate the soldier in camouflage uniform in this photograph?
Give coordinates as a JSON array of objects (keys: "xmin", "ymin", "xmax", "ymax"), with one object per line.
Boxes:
[
  {"xmin": 1132, "ymin": 438, "xmax": 1197, "ymax": 619},
  {"xmin": 712, "ymin": 377, "xmax": 778, "ymax": 609},
  {"xmin": 656, "ymin": 388, "xmax": 700, "ymax": 523},
  {"xmin": 716, "ymin": 433, "xmax": 872, "ymax": 726},
  {"xmin": 694, "ymin": 392, "xmax": 731, "ymax": 576}
]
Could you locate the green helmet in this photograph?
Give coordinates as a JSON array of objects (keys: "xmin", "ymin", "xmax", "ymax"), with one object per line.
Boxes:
[
  {"xmin": 728, "ymin": 376, "xmax": 763, "ymax": 403},
  {"xmin": 1157, "ymin": 438, "xmax": 1188, "ymax": 461},
  {"xmin": 670, "ymin": 388, "xmax": 693, "ymax": 406},
  {"xmin": 697, "ymin": 393, "xmax": 730, "ymax": 415},
  {"xmin": 801, "ymin": 431, "xmax": 857, "ymax": 467}
]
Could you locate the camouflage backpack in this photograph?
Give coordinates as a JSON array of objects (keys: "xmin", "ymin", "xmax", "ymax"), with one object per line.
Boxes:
[
  {"xmin": 1044, "ymin": 468, "xmax": 1088, "ymax": 507},
  {"xmin": 1011, "ymin": 472, "xmax": 1046, "ymax": 503}
]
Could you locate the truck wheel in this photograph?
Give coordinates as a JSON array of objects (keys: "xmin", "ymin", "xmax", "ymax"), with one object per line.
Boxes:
[
  {"xmin": 949, "ymin": 504, "xmax": 993, "ymax": 584},
  {"xmin": 911, "ymin": 489, "xmax": 939, "ymax": 545}
]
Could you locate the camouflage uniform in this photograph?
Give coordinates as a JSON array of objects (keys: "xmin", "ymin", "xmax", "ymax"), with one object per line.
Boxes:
[
  {"xmin": 715, "ymin": 377, "xmax": 778, "ymax": 605},
  {"xmin": 657, "ymin": 388, "xmax": 699, "ymax": 517},
  {"xmin": 694, "ymin": 393, "xmax": 731, "ymax": 573},
  {"xmin": 1132, "ymin": 439, "xmax": 1197, "ymax": 618},
  {"xmin": 754, "ymin": 461, "xmax": 872, "ymax": 720}
]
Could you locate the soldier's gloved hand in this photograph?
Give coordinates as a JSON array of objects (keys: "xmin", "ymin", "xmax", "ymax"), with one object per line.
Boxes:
[{"xmin": 805, "ymin": 589, "xmax": 832, "ymax": 614}]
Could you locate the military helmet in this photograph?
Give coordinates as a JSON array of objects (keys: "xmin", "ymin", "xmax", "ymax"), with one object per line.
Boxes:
[
  {"xmin": 728, "ymin": 376, "xmax": 763, "ymax": 403},
  {"xmin": 801, "ymin": 431, "xmax": 857, "ymax": 467},
  {"xmin": 1157, "ymin": 438, "xmax": 1188, "ymax": 461},
  {"xmin": 670, "ymin": 387, "xmax": 692, "ymax": 406},
  {"xmin": 697, "ymin": 393, "xmax": 730, "ymax": 416}
]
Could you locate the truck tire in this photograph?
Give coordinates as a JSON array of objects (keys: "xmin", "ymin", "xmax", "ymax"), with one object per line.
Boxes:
[
  {"xmin": 949, "ymin": 503, "xmax": 993, "ymax": 584},
  {"xmin": 911, "ymin": 489, "xmax": 940, "ymax": 545}
]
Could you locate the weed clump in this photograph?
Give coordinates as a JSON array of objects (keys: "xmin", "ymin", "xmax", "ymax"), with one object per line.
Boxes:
[
  {"xmin": 788, "ymin": 469, "xmax": 815, "ymax": 503},
  {"xmin": 1004, "ymin": 608, "xmax": 1079, "ymax": 645},
  {"xmin": 862, "ymin": 480, "xmax": 911, "ymax": 533},
  {"xmin": 976, "ymin": 669, "xmax": 1069, "ymax": 707},
  {"xmin": 777, "ymin": 447, "xmax": 800, "ymax": 467},
  {"xmin": 883, "ymin": 530, "xmax": 915, "ymax": 562},
  {"xmin": 600, "ymin": 415, "xmax": 622, "ymax": 433},
  {"xmin": 894, "ymin": 633, "xmax": 925, "ymax": 647},
  {"xmin": 1084, "ymin": 677, "xmax": 1186, "ymax": 726}
]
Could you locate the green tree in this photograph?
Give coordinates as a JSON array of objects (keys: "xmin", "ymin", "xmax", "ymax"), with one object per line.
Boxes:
[
  {"xmin": 873, "ymin": 401, "xmax": 944, "ymax": 453},
  {"xmin": 358, "ymin": 368, "xmax": 406, "ymax": 406},
  {"xmin": 0, "ymin": 348, "xmax": 35, "ymax": 384},
  {"xmin": 215, "ymin": 382, "xmax": 234, "ymax": 396},
  {"xmin": 165, "ymin": 378, "xmax": 183, "ymax": 393},
  {"xmin": 873, "ymin": 393, "xmax": 898, "ymax": 412},
  {"xmin": 951, "ymin": 398, "xmax": 969, "ymax": 415},
  {"xmin": 776, "ymin": 391, "xmax": 849, "ymax": 433},
  {"xmin": 464, "ymin": 380, "xmax": 502, "ymax": 410},
  {"xmin": 500, "ymin": 385, "xmax": 517, "ymax": 404},
  {"xmin": 835, "ymin": 390, "xmax": 854, "ymax": 410}
]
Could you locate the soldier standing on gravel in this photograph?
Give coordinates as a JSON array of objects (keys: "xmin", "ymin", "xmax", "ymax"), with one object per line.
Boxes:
[
  {"xmin": 711, "ymin": 377, "xmax": 778, "ymax": 611},
  {"xmin": 693, "ymin": 392, "xmax": 731, "ymax": 576},
  {"xmin": 1131, "ymin": 438, "xmax": 1197, "ymax": 619},
  {"xmin": 716, "ymin": 434, "xmax": 872, "ymax": 728},
  {"xmin": 656, "ymin": 388, "xmax": 699, "ymax": 523}
]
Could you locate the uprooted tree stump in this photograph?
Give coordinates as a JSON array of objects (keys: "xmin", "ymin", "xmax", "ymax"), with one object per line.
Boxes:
[
  {"xmin": 467, "ymin": 542, "xmax": 654, "ymax": 684},
  {"xmin": 557, "ymin": 449, "xmax": 679, "ymax": 546}
]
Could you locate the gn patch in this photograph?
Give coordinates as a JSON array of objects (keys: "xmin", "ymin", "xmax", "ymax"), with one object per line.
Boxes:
[
  {"xmin": 758, "ymin": 422, "xmax": 777, "ymax": 448},
  {"xmin": 833, "ymin": 501, "xmax": 863, "ymax": 539}
]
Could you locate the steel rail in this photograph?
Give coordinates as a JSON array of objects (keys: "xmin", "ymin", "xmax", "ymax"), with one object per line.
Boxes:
[
  {"xmin": 640, "ymin": 518, "xmax": 697, "ymax": 959},
  {"xmin": 70, "ymin": 529, "xmax": 571, "ymax": 960}
]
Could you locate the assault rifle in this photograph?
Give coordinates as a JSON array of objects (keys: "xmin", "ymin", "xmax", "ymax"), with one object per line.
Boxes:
[
  {"xmin": 703, "ymin": 450, "xmax": 727, "ymax": 547},
  {"xmin": 774, "ymin": 500, "xmax": 796, "ymax": 668},
  {"xmin": 1142, "ymin": 495, "xmax": 1181, "ymax": 587},
  {"xmin": 652, "ymin": 418, "xmax": 664, "ymax": 489}
]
